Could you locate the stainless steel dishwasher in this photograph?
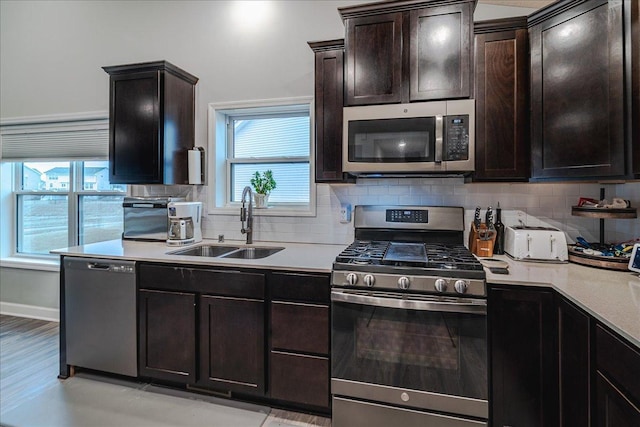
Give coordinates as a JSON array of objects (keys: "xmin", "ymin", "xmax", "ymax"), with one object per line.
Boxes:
[{"xmin": 64, "ymin": 257, "xmax": 137, "ymax": 377}]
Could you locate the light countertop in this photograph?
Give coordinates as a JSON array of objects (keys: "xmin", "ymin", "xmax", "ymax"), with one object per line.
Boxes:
[
  {"xmin": 52, "ymin": 240, "xmax": 640, "ymax": 349},
  {"xmin": 52, "ymin": 239, "xmax": 347, "ymax": 274}
]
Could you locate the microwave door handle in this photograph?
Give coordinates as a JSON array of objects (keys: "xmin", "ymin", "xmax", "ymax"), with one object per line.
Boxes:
[
  {"xmin": 435, "ymin": 115, "xmax": 444, "ymax": 163},
  {"xmin": 331, "ymin": 290, "xmax": 486, "ymax": 315}
]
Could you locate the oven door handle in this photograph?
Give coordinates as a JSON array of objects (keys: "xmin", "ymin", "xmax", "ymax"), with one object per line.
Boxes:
[{"xmin": 331, "ymin": 290, "xmax": 486, "ymax": 315}]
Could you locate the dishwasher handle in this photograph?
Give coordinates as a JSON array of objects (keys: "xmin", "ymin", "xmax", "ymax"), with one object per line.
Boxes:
[
  {"xmin": 63, "ymin": 257, "xmax": 136, "ymax": 274},
  {"xmin": 88, "ymin": 262, "xmax": 111, "ymax": 270}
]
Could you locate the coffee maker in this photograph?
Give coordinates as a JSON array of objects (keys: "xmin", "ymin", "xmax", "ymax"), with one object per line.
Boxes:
[{"xmin": 167, "ymin": 202, "xmax": 202, "ymax": 246}]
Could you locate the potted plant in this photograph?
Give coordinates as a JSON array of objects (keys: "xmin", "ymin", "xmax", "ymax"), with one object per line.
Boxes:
[{"xmin": 250, "ymin": 170, "xmax": 276, "ymax": 208}]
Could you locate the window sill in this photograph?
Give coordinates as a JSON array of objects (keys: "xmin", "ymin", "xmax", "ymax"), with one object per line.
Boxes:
[{"xmin": 0, "ymin": 256, "xmax": 60, "ymax": 272}]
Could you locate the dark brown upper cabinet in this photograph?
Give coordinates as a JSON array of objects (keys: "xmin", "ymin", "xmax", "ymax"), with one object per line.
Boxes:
[
  {"xmin": 630, "ymin": 0, "xmax": 639, "ymax": 177},
  {"xmin": 473, "ymin": 17, "xmax": 530, "ymax": 181},
  {"xmin": 308, "ymin": 40, "xmax": 353, "ymax": 183},
  {"xmin": 103, "ymin": 61, "xmax": 198, "ymax": 184},
  {"xmin": 340, "ymin": 0, "xmax": 475, "ymax": 106},
  {"xmin": 409, "ymin": 3, "xmax": 473, "ymax": 101},
  {"xmin": 528, "ymin": 0, "xmax": 628, "ymax": 180}
]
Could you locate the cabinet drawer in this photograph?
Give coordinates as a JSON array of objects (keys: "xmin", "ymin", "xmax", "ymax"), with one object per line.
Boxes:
[
  {"xmin": 139, "ymin": 264, "xmax": 185, "ymax": 291},
  {"xmin": 270, "ymin": 272, "xmax": 329, "ymax": 303},
  {"xmin": 138, "ymin": 264, "xmax": 265, "ymax": 299},
  {"xmin": 190, "ymin": 269, "xmax": 264, "ymax": 299},
  {"xmin": 271, "ymin": 302, "xmax": 329, "ymax": 355},
  {"xmin": 270, "ymin": 351, "xmax": 329, "ymax": 409},
  {"xmin": 596, "ymin": 324, "xmax": 640, "ymax": 403}
]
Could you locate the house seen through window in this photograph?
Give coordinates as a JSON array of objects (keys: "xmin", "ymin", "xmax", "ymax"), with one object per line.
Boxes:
[{"xmin": 17, "ymin": 161, "xmax": 126, "ymax": 255}]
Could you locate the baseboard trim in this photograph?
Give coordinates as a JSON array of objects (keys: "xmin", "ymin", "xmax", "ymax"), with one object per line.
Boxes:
[{"xmin": 0, "ymin": 302, "xmax": 59, "ymax": 322}]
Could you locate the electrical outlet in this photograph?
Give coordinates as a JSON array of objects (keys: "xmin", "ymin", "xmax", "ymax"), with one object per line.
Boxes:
[{"xmin": 340, "ymin": 204, "xmax": 352, "ymax": 223}]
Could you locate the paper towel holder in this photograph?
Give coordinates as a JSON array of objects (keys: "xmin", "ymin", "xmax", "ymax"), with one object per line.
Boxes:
[{"xmin": 188, "ymin": 146, "xmax": 205, "ymax": 185}]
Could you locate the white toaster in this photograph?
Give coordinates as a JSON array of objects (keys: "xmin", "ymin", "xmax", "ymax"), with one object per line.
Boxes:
[{"xmin": 504, "ymin": 226, "xmax": 569, "ymax": 262}]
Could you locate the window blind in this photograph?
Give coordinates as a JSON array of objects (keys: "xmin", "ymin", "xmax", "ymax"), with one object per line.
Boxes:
[{"xmin": 1, "ymin": 115, "xmax": 109, "ymax": 161}]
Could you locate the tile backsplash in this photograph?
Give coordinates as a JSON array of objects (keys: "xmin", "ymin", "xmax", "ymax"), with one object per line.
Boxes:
[{"xmin": 133, "ymin": 178, "xmax": 640, "ymax": 248}]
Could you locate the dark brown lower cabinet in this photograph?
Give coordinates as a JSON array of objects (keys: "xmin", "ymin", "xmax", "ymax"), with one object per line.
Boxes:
[
  {"xmin": 595, "ymin": 324, "xmax": 640, "ymax": 426},
  {"xmin": 270, "ymin": 351, "xmax": 329, "ymax": 408},
  {"xmin": 138, "ymin": 289, "xmax": 196, "ymax": 383},
  {"xmin": 558, "ymin": 297, "xmax": 591, "ymax": 426},
  {"xmin": 269, "ymin": 272, "xmax": 330, "ymax": 411},
  {"xmin": 489, "ymin": 285, "xmax": 558, "ymax": 427},
  {"xmin": 596, "ymin": 373, "xmax": 640, "ymax": 427},
  {"xmin": 199, "ymin": 295, "xmax": 265, "ymax": 395}
]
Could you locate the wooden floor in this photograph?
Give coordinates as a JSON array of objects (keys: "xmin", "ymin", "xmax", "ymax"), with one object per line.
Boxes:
[
  {"xmin": 0, "ymin": 314, "xmax": 330, "ymax": 426},
  {"xmin": 0, "ymin": 314, "xmax": 60, "ymax": 415}
]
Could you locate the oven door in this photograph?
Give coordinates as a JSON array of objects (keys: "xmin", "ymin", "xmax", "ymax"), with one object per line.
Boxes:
[{"xmin": 331, "ymin": 289, "xmax": 488, "ymax": 420}]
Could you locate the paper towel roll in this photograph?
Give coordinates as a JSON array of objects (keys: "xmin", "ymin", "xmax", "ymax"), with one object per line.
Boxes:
[{"xmin": 188, "ymin": 148, "xmax": 202, "ymax": 184}]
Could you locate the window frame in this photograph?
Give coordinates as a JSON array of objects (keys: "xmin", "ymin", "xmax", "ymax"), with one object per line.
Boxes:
[
  {"xmin": 13, "ymin": 161, "xmax": 126, "ymax": 258},
  {"xmin": 208, "ymin": 97, "xmax": 316, "ymax": 217}
]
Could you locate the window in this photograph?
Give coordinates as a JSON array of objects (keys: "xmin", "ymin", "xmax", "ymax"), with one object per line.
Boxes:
[
  {"xmin": 210, "ymin": 98, "xmax": 314, "ymax": 214},
  {"xmin": 15, "ymin": 161, "xmax": 126, "ymax": 255}
]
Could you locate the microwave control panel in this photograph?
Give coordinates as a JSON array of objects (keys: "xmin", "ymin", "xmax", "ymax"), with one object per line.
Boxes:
[{"xmin": 443, "ymin": 115, "xmax": 469, "ymax": 161}]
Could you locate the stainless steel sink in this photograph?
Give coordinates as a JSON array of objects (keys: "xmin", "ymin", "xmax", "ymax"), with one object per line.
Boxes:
[
  {"xmin": 168, "ymin": 245, "xmax": 240, "ymax": 257},
  {"xmin": 221, "ymin": 247, "xmax": 285, "ymax": 259}
]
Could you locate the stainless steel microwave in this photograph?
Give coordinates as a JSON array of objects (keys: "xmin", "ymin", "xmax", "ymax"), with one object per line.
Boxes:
[{"xmin": 343, "ymin": 100, "xmax": 475, "ymax": 175}]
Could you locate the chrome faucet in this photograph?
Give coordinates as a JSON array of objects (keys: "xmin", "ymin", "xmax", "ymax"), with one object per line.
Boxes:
[{"xmin": 240, "ymin": 186, "xmax": 253, "ymax": 244}]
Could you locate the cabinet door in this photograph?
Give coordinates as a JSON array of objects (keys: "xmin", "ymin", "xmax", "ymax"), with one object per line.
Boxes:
[
  {"xmin": 139, "ymin": 289, "xmax": 196, "ymax": 383},
  {"xmin": 199, "ymin": 295, "xmax": 265, "ymax": 395},
  {"xmin": 530, "ymin": 0, "xmax": 625, "ymax": 179},
  {"xmin": 409, "ymin": 3, "xmax": 472, "ymax": 100},
  {"xmin": 345, "ymin": 12, "xmax": 404, "ymax": 105},
  {"xmin": 489, "ymin": 286, "xmax": 558, "ymax": 427},
  {"xmin": 593, "ymin": 313, "xmax": 640, "ymax": 427},
  {"xmin": 109, "ymin": 71, "xmax": 161, "ymax": 184},
  {"xmin": 270, "ymin": 351, "xmax": 329, "ymax": 409},
  {"xmin": 596, "ymin": 372, "xmax": 640, "ymax": 427},
  {"xmin": 310, "ymin": 41, "xmax": 351, "ymax": 183},
  {"xmin": 558, "ymin": 297, "xmax": 591, "ymax": 426},
  {"xmin": 474, "ymin": 21, "xmax": 529, "ymax": 181}
]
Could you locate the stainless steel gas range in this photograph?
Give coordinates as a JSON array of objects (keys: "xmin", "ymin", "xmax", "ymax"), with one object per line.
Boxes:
[{"xmin": 331, "ymin": 206, "xmax": 488, "ymax": 427}]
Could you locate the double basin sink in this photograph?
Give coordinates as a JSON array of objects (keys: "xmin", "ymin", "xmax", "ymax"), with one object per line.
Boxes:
[{"xmin": 168, "ymin": 245, "xmax": 284, "ymax": 260}]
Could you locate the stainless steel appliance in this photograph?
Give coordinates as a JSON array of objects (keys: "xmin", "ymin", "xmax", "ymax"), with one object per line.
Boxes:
[
  {"xmin": 331, "ymin": 206, "xmax": 487, "ymax": 427},
  {"xmin": 123, "ymin": 196, "xmax": 185, "ymax": 241},
  {"xmin": 343, "ymin": 100, "xmax": 475, "ymax": 175},
  {"xmin": 64, "ymin": 257, "xmax": 137, "ymax": 377},
  {"xmin": 167, "ymin": 201, "xmax": 202, "ymax": 246}
]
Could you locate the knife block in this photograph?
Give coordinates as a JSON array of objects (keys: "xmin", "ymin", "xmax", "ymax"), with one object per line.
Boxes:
[{"xmin": 470, "ymin": 223, "xmax": 496, "ymax": 257}]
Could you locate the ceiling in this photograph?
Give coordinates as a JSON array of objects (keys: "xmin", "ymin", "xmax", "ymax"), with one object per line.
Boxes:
[{"xmin": 478, "ymin": 0, "xmax": 555, "ymax": 8}]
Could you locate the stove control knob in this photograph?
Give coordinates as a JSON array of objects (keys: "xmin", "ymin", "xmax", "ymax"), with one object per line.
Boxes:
[
  {"xmin": 454, "ymin": 280, "xmax": 469, "ymax": 294},
  {"xmin": 346, "ymin": 273, "xmax": 358, "ymax": 286},
  {"xmin": 363, "ymin": 274, "xmax": 375, "ymax": 287},
  {"xmin": 434, "ymin": 278, "xmax": 448, "ymax": 293},
  {"xmin": 398, "ymin": 276, "xmax": 410, "ymax": 290}
]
